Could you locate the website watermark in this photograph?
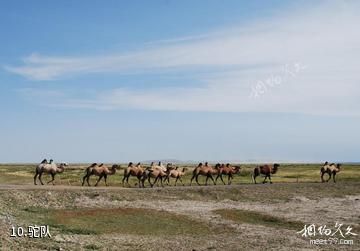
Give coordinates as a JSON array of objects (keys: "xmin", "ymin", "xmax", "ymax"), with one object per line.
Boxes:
[
  {"xmin": 297, "ymin": 222, "xmax": 357, "ymax": 246},
  {"xmin": 249, "ymin": 62, "xmax": 307, "ymax": 99}
]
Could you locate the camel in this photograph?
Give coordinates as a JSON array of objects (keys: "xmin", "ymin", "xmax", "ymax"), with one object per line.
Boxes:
[
  {"xmin": 215, "ymin": 163, "xmax": 241, "ymax": 185},
  {"xmin": 164, "ymin": 167, "xmax": 187, "ymax": 186},
  {"xmin": 122, "ymin": 162, "xmax": 145, "ymax": 187},
  {"xmin": 252, "ymin": 163, "xmax": 280, "ymax": 184},
  {"xmin": 190, "ymin": 162, "xmax": 218, "ymax": 186},
  {"xmin": 141, "ymin": 163, "xmax": 173, "ymax": 188},
  {"xmin": 82, "ymin": 163, "xmax": 119, "ymax": 186},
  {"xmin": 320, "ymin": 162, "xmax": 341, "ymax": 183},
  {"xmin": 34, "ymin": 159, "xmax": 67, "ymax": 185}
]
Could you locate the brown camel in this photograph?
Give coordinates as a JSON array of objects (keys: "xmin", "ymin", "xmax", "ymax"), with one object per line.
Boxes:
[
  {"xmin": 190, "ymin": 162, "xmax": 218, "ymax": 186},
  {"xmin": 141, "ymin": 163, "xmax": 173, "ymax": 188},
  {"xmin": 320, "ymin": 162, "xmax": 341, "ymax": 183},
  {"xmin": 215, "ymin": 163, "xmax": 241, "ymax": 185},
  {"xmin": 34, "ymin": 159, "xmax": 67, "ymax": 185},
  {"xmin": 122, "ymin": 162, "xmax": 145, "ymax": 187},
  {"xmin": 164, "ymin": 167, "xmax": 187, "ymax": 186},
  {"xmin": 252, "ymin": 163, "xmax": 280, "ymax": 184},
  {"xmin": 82, "ymin": 163, "xmax": 118, "ymax": 186}
]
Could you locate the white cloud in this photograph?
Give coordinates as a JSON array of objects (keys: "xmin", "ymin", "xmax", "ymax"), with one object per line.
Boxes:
[{"xmin": 9, "ymin": 1, "xmax": 360, "ymax": 116}]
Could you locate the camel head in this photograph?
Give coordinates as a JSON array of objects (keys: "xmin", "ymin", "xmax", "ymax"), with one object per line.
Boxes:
[
  {"xmin": 57, "ymin": 162, "xmax": 67, "ymax": 173},
  {"xmin": 233, "ymin": 165, "xmax": 241, "ymax": 173},
  {"xmin": 272, "ymin": 163, "xmax": 280, "ymax": 174},
  {"xmin": 112, "ymin": 164, "xmax": 120, "ymax": 170},
  {"xmin": 110, "ymin": 164, "xmax": 119, "ymax": 174}
]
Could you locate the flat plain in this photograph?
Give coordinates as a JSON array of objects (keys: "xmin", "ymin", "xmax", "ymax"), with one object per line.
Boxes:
[{"xmin": 0, "ymin": 163, "xmax": 359, "ymax": 250}]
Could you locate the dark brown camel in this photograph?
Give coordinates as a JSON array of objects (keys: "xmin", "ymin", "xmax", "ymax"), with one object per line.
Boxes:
[{"xmin": 252, "ymin": 163, "xmax": 280, "ymax": 184}]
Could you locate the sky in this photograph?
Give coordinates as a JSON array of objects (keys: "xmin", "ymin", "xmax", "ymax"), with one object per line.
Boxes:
[{"xmin": 0, "ymin": 0, "xmax": 359, "ymax": 163}]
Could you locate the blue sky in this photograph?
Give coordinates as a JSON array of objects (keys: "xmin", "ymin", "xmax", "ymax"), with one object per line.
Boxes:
[{"xmin": 1, "ymin": 1, "xmax": 359, "ymax": 163}]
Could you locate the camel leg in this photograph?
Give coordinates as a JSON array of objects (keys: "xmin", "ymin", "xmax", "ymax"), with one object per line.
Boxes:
[
  {"xmin": 215, "ymin": 174, "xmax": 220, "ymax": 184},
  {"xmin": 34, "ymin": 172, "xmax": 38, "ymax": 185},
  {"xmin": 141, "ymin": 176, "xmax": 147, "ymax": 188},
  {"xmin": 86, "ymin": 175, "xmax": 91, "ymax": 186},
  {"xmin": 122, "ymin": 174, "xmax": 127, "ymax": 186},
  {"xmin": 82, "ymin": 174, "xmax": 87, "ymax": 186},
  {"xmin": 263, "ymin": 176, "xmax": 267, "ymax": 184},
  {"xmin": 138, "ymin": 176, "xmax": 143, "ymax": 188},
  {"xmin": 104, "ymin": 175, "xmax": 108, "ymax": 186},
  {"xmin": 195, "ymin": 174, "xmax": 201, "ymax": 186},
  {"xmin": 205, "ymin": 175, "xmax": 209, "ymax": 186},
  {"xmin": 179, "ymin": 177, "xmax": 184, "ymax": 186},
  {"xmin": 220, "ymin": 174, "xmax": 225, "ymax": 185},
  {"xmin": 95, "ymin": 175, "xmax": 103, "ymax": 186},
  {"xmin": 269, "ymin": 175, "xmax": 272, "ymax": 184},
  {"xmin": 190, "ymin": 174, "xmax": 196, "ymax": 186},
  {"xmin": 148, "ymin": 176, "xmax": 154, "ymax": 188},
  {"xmin": 228, "ymin": 174, "xmax": 232, "ymax": 185},
  {"xmin": 253, "ymin": 174, "xmax": 257, "ymax": 184},
  {"xmin": 47, "ymin": 173, "xmax": 55, "ymax": 185},
  {"xmin": 321, "ymin": 172, "xmax": 325, "ymax": 182},
  {"xmin": 39, "ymin": 172, "xmax": 44, "ymax": 185},
  {"xmin": 327, "ymin": 172, "xmax": 331, "ymax": 182},
  {"xmin": 175, "ymin": 177, "xmax": 179, "ymax": 186},
  {"xmin": 333, "ymin": 172, "xmax": 336, "ymax": 183},
  {"xmin": 159, "ymin": 177, "xmax": 164, "ymax": 187},
  {"xmin": 209, "ymin": 175, "xmax": 216, "ymax": 185},
  {"xmin": 153, "ymin": 177, "xmax": 158, "ymax": 187}
]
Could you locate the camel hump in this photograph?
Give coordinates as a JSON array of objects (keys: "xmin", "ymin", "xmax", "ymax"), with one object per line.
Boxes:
[
  {"xmin": 99, "ymin": 163, "xmax": 104, "ymax": 167},
  {"xmin": 40, "ymin": 159, "xmax": 47, "ymax": 164},
  {"xmin": 90, "ymin": 163, "xmax": 97, "ymax": 167}
]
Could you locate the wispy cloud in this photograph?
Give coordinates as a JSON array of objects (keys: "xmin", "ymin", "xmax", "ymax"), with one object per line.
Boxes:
[{"xmin": 9, "ymin": 1, "xmax": 360, "ymax": 116}]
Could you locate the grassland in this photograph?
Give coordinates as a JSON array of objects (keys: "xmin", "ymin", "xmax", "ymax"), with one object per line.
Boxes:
[
  {"xmin": 0, "ymin": 162, "xmax": 359, "ymax": 186},
  {"xmin": 0, "ymin": 163, "xmax": 359, "ymax": 250}
]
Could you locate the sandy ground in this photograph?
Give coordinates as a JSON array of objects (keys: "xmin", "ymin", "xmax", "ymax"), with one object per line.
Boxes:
[{"xmin": 0, "ymin": 183, "xmax": 359, "ymax": 250}]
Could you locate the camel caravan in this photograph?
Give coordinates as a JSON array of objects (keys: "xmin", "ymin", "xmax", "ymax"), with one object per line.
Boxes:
[{"xmin": 33, "ymin": 159, "xmax": 343, "ymax": 187}]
